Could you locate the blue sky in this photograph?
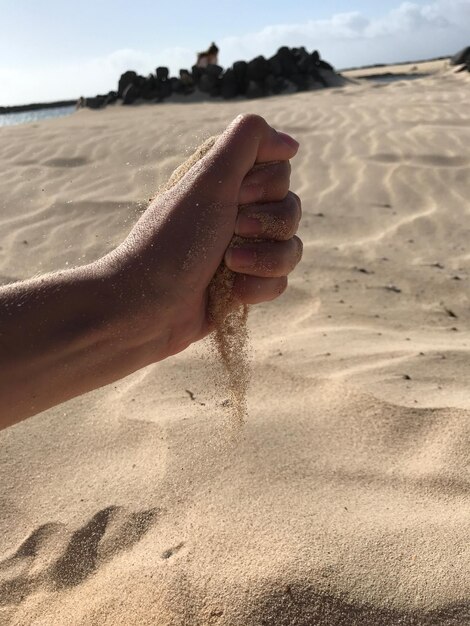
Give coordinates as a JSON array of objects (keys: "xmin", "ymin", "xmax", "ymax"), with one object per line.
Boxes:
[{"xmin": 1, "ymin": 0, "xmax": 469, "ymax": 105}]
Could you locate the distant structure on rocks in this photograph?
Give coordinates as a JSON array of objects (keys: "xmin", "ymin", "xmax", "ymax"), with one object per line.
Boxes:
[
  {"xmin": 79, "ymin": 46, "xmax": 345, "ymax": 110},
  {"xmin": 196, "ymin": 42, "xmax": 219, "ymax": 68}
]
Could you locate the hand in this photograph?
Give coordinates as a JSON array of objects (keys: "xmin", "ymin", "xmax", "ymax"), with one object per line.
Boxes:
[
  {"xmin": 0, "ymin": 115, "xmax": 302, "ymax": 426},
  {"xmin": 106, "ymin": 114, "xmax": 302, "ymax": 362}
]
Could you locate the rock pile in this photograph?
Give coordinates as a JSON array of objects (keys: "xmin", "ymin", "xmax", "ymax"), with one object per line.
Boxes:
[
  {"xmin": 451, "ymin": 46, "xmax": 470, "ymax": 73},
  {"xmin": 80, "ymin": 46, "xmax": 343, "ymax": 109}
]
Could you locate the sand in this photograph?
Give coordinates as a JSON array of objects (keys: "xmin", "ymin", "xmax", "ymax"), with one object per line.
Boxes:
[
  {"xmin": 0, "ymin": 61, "xmax": 469, "ymax": 624},
  {"xmin": 342, "ymin": 58, "xmax": 450, "ymax": 79}
]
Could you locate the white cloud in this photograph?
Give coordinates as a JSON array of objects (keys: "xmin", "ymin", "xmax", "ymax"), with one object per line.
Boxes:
[
  {"xmin": 1, "ymin": 0, "xmax": 469, "ymax": 106},
  {"xmin": 1, "ymin": 46, "xmax": 195, "ymax": 106},
  {"xmin": 219, "ymin": 0, "xmax": 470, "ymax": 66}
]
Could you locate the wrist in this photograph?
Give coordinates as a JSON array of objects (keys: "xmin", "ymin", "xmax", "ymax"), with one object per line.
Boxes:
[{"xmin": 87, "ymin": 255, "xmax": 175, "ymax": 367}]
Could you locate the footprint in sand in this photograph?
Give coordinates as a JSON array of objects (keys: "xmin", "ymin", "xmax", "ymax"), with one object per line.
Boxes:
[
  {"xmin": 0, "ymin": 505, "xmax": 159, "ymax": 606},
  {"xmin": 43, "ymin": 156, "xmax": 88, "ymax": 168},
  {"xmin": 367, "ymin": 152, "xmax": 469, "ymax": 168}
]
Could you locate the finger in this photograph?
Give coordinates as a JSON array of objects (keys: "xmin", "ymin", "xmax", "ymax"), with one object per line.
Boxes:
[
  {"xmin": 186, "ymin": 114, "xmax": 299, "ymax": 205},
  {"xmin": 235, "ymin": 191, "xmax": 302, "ymax": 240},
  {"xmin": 232, "ymin": 275, "xmax": 288, "ymax": 304},
  {"xmin": 129, "ymin": 115, "xmax": 299, "ymax": 292},
  {"xmin": 223, "ymin": 115, "xmax": 299, "ymax": 170},
  {"xmin": 225, "ymin": 236, "xmax": 303, "ymax": 278},
  {"xmin": 238, "ymin": 160, "xmax": 291, "ymax": 205}
]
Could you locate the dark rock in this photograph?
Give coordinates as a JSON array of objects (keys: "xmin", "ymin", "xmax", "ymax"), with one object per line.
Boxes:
[
  {"xmin": 268, "ymin": 54, "xmax": 283, "ymax": 76},
  {"xmin": 191, "ymin": 64, "xmax": 204, "ymax": 85},
  {"xmin": 85, "ymin": 95, "xmax": 107, "ymax": 109},
  {"xmin": 118, "ymin": 71, "xmax": 138, "ymax": 97},
  {"xmin": 156, "ymin": 79, "xmax": 172, "ymax": 101},
  {"xmin": 311, "ymin": 68, "xmax": 328, "ymax": 87},
  {"xmin": 199, "ymin": 73, "xmax": 221, "ymax": 97},
  {"xmin": 292, "ymin": 46, "xmax": 306, "ymax": 58},
  {"xmin": 198, "ymin": 73, "xmax": 214, "ymax": 93},
  {"xmin": 247, "ymin": 56, "xmax": 271, "ymax": 82},
  {"xmin": 85, "ymin": 44, "xmax": 341, "ymax": 108},
  {"xmin": 298, "ymin": 54, "xmax": 313, "ymax": 75},
  {"xmin": 310, "ymin": 50, "xmax": 331, "ymax": 84},
  {"xmin": 232, "ymin": 61, "xmax": 248, "ymax": 93},
  {"xmin": 450, "ymin": 46, "xmax": 470, "ymax": 66},
  {"xmin": 293, "ymin": 47, "xmax": 310, "ymax": 73},
  {"xmin": 277, "ymin": 46, "xmax": 298, "ymax": 78},
  {"xmin": 318, "ymin": 59, "xmax": 334, "ymax": 71},
  {"xmin": 176, "ymin": 71, "xmax": 194, "ymax": 95},
  {"xmin": 171, "ymin": 77, "xmax": 186, "ymax": 95},
  {"xmin": 156, "ymin": 66, "xmax": 169, "ymax": 81},
  {"xmin": 179, "ymin": 70, "xmax": 193, "ymax": 86},
  {"xmin": 290, "ymin": 73, "xmax": 309, "ymax": 91},
  {"xmin": 122, "ymin": 83, "xmax": 140, "ymax": 104},
  {"xmin": 106, "ymin": 91, "xmax": 118, "ymax": 104},
  {"xmin": 141, "ymin": 76, "xmax": 158, "ymax": 100},
  {"xmin": 192, "ymin": 64, "xmax": 222, "ymax": 96},
  {"xmin": 265, "ymin": 74, "xmax": 286, "ymax": 95},
  {"xmin": 205, "ymin": 64, "xmax": 223, "ymax": 78},
  {"xmin": 246, "ymin": 80, "xmax": 265, "ymax": 99},
  {"xmin": 221, "ymin": 69, "xmax": 239, "ymax": 99}
]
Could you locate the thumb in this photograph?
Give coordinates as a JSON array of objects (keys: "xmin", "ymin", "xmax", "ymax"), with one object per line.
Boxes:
[
  {"xmin": 121, "ymin": 116, "xmax": 298, "ymax": 290},
  {"xmin": 187, "ymin": 114, "xmax": 299, "ymax": 207}
]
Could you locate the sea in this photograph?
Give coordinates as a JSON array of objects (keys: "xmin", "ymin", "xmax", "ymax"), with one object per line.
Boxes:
[{"xmin": 0, "ymin": 105, "xmax": 76, "ymax": 128}]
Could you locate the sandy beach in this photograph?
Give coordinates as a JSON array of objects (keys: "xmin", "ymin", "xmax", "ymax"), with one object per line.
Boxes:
[{"xmin": 0, "ymin": 61, "xmax": 469, "ymax": 625}]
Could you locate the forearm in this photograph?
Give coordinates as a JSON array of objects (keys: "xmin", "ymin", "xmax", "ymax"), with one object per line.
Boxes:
[{"xmin": 0, "ymin": 261, "xmax": 167, "ymax": 429}]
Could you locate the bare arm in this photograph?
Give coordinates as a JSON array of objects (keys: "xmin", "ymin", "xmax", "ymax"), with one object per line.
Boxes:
[
  {"xmin": 0, "ymin": 114, "xmax": 301, "ymax": 430},
  {"xmin": 0, "ymin": 262, "xmax": 168, "ymax": 428}
]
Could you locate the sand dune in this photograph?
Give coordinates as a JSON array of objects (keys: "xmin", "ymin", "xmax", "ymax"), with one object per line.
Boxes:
[{"xmin": 0, "ymin": 66, "xmax": 469, "ymax": 625}]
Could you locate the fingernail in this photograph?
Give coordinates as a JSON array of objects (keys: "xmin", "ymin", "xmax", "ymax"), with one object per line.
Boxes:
[
  {"xmin": 277, "ymin": 131, "xmax": 299, "ymax": 150},
  {"xmin": 235, "ymin": 215, "xmax": 262, "ymax": 236},
  {"xmin": 225, "ymin": 247, "xmax": 256, "ymax": 269}
]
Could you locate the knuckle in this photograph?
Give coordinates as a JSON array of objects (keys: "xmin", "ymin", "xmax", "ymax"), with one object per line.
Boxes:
[
  {"xmin": 291, "ymin": 191, "xmax": 302, "ymax": 211},
  {"xmin": 286, "ymin": 191, "xmax": 300, "ymax": 212},
  {"xmin": 253, "ymin": 159, "xmax": 289, "ymax": 181},
  {"xmin": 277, "ymin": 159, "xmax": 291, "ymax": 176},
  {"xmin": 243, "ymin": 161, "xmax": 290, "ymax": 203},
  {"xmin": 287, "ymin": 193, "xmax": 302, "ymax": 230},
  {"xmin": 277, "ymin": 217, "xmax": 296, "ymax": 241},
  {"xmin": 235, "ymin": 113, "xmax": 266, "ymax": 133},
  {"xmin": 293, "ymin": 236, "xmax": 303, "ymax": 265},
  {"xmin": 262, "ymin": 161, "xmax": 290, "ymax": 188},
  {"xmin": 279, "ymin": 241, "xmax": 296, "ymax": 274},
  {"xmin": 276, "ymin": 194, "xmax": 301, "ymax": 238},
  {"xmin": 277, "ymin": 276, "xmax": 288, "ymax": 296},
  {"xmin": 277, "ymin": 238, "xmax": 302, "ymax": 274},
  {"xmin": 263, "ymin": 239, "xmax": 301, "ymax": 276}
]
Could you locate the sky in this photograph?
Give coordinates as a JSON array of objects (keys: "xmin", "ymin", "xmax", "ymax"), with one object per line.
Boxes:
[{"xmin": 0, "ymin": 0, "xmax": 469, "ymax": 106}]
